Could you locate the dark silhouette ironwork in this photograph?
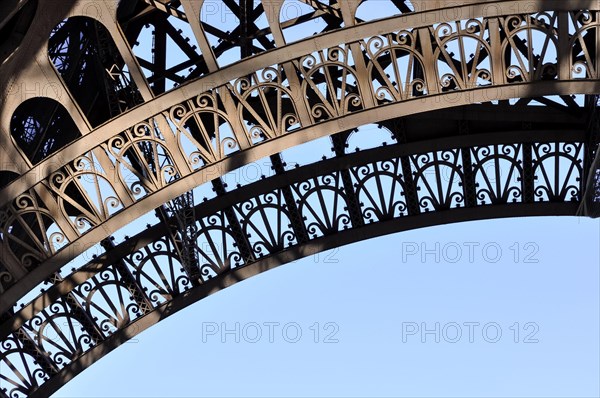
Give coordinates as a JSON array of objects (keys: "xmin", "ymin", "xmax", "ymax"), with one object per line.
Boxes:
[{"xmin": 0, "ymin": 1, "xmax": 599, "ymax": 396}]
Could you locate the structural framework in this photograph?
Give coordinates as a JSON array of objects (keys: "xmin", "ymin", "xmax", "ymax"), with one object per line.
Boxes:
[{"xmin": 0, "ymin": 0, "xmax": 600, "ymax": 396}]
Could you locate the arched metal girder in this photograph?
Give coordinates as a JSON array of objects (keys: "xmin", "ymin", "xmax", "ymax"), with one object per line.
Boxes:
[
  {"xmin": 0, "ymin": 0, "xmax": 599, "ymax": 396},
  {"xmin": 1, "ymin": 1, "xmax": 600, "ymax": 314},
  {"xmin": 0, "ymin": 120, "xmax": 590, "ymax": 397}
]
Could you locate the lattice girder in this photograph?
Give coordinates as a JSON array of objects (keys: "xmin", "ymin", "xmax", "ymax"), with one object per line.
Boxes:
[
  {"xmin": 0, "ymin": 124, "xmax": 589, "ymax": 397},
  {"xmin": 0, "ymin": 1, "xmax": 599, "ymax": 396}
]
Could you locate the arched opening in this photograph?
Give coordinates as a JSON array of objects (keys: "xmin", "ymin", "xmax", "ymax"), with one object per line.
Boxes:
[
  {"xmin": 10, "ymin": 97, "xmax": 80, "ymax": 164},
  {"xmin": 48, "ymin": 16, "xmax": 143, "ymax": 127},
  {"xmin": 346, "ymin": 124, "xmax": 396, "ymax": 154},
  {"xmin": 500, "ymin": 14, "xmax": 559, "ymax": 83}
]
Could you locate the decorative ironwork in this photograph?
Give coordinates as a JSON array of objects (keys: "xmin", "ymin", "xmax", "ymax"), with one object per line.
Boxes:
[
  {"xmin": 0, "ymin": 1, "xmax": 599, "ymax": 396},
  {"xmin": 0, "ymin": 129, "xmax": 588, "ymax": 397}
]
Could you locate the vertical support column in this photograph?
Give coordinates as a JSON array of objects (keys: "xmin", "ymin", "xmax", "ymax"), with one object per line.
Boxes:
[
  {"xmin": 400, "ymin": 156, "xmax": 420, "ymax": 216},
  {"xmin": 488, "ymin": 17, "xmax": 506, "ymax": 85},
  {"xmin": 0, "ymin": 244, "xmax": 27, "ymax": 282},
  {"xmin": 458, "ymin": 121, "xmax": 477, "ymax": 208},
  {"xmin": 418, "ymin": 27, "xmax": 440, "ymax": 95},
  {"xmin": 92, "ymin": 148, "xmax": 136, "ymax": 208},
  {"xmin": 239, "ymin": 0, "xmax": 253, "ymax": 60},
  {"xmin": 155, "ymin": 204, "xmax": 202, "ymax": 286},
  {"xmin": 579, "ymin": 96, "xmax": 600, "ymax": 217},
  {"xmin": 389, "ymin": 119, "xmax": 421, "ymax": 216},
  {"xmin": 97, "ymin": 1, "xmax": 155, "ymax": 101},
  {"xmin": 281, "ymin": 62, "xmax": 313, "ymax": 127},
  {"xmin": 154, "ymin": 113, "xmax": 193, "ymax": 176},
  {"xmin": 180, "ymin": 0, "xmax": 219, "ymax": 72},
  {"xmin": 558, "ymin": 11, "xmax": 571, "ymax": 81},
  {"xmin": 100, "ymin": 238, "xmax": 153, "ymax": 315},
  {"xmin": 220, "ymin": 85, "xmax": 253, "ymax": 150},
  {"xmin": 347, "ymin": 41, "xmax": 376, "ymax": 109},
  {"xmin": 33, "ymin": 185, "xmax": 79, "ymax": 242},
  {"xmin": 270, "ymin": 155, "xmax": 309, "ymax": 243},
  {"xmin": 212, "ymin": 179, "xmax": 255, "ymax": 264},
  {"xmin": 263, "ymin": 0, "xmax": 320, "ymax": 127},
  {"xmin": 262, "ymin": 0, "xmax": 284, "ymax": 45},
  {"xmin": 339, "ymin": 1, "xmax": 375, "ymax": 109},
  {"xmin": 152, "ymin": 18, "xmax": 168, "ymax": 95},
  {"xmin": 43, "ymin": 274, "xmax": 105, "ymax": 343},
  {"xmin": 522, "ymin": 142, "xmax": 535, "ymax": 203},
  {"xmin": 62, "ymin": 292, "xmax": 105, "ymax": 343},
  {"xmin": 596, "ymin": 11, "xmax": 600, "ymax": 80},
  {"xmin": 331, "ymin": 133, "xmax": 364, "ymax": 228}
]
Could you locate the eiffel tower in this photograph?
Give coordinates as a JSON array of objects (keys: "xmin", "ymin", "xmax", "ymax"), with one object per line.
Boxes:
[{"xmin": 0, "ymin": 1, "xmax": 599, "ymax": 396}]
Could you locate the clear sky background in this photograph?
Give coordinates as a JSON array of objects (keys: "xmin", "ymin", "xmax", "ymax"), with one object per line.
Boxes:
[
  {"xmin": 54, "ymin": 215, "xmax": 600, "ymax": 398},
  {"xmin": 50, "ymin": 1, "xmax": 600, "ymax": 397}
]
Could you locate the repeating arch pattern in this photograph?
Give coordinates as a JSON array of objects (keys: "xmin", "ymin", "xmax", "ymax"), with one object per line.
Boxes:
[
  {"xmin": 0, "ymin": 1, "xmax": 599, "ymax": 396},
  {"xmin": 364, "ymin": 30, "xmax": 428, "ymax": 102},
  {"xmin": 48, "ymin": 16, "xmax": 142, "ymax": 126},
  {"xmin": 0, "ymin": 130, "xmax": 589, "ymax": 397},
  {"xmin": 1, "ymin": 6, "xmax": 598, "ymax": 299},
  {"xmin": 10, "ymin": 98, "xmax": 80, "ymax": 165}
]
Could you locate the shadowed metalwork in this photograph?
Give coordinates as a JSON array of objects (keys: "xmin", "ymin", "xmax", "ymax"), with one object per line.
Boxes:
[{"xmin": 0, "ymin": 1, "xmax": 599, "ymax": 396}]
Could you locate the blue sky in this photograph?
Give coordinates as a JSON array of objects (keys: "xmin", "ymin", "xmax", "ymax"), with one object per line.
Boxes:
[
  {"xmin": 55, "ymin": 215, "xmax": 600, "ymax": 397},
  {"xmin": 48, "ymin": 2, "xmax": 600, "ymax": 396}
]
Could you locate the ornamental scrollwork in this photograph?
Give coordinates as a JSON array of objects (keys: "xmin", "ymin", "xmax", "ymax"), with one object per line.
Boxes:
[
  {"xmin": 0, "ymin": 135, "xmax": 588, "ymax": 398},
  {"xmin": 362, "ymin": 29, "xmax": 428, "ymax": 102}
]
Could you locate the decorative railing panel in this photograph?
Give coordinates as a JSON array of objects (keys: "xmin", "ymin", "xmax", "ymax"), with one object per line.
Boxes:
[{"xmin": 0, "ymin": 1, "xmax": 599, "ymax": 396}]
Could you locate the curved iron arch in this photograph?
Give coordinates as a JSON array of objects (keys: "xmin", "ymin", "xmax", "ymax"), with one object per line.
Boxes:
[
  {"xmin": 0, "ymin": 122, "xmax": 591, "ymax": 397},
  {"xmin": 0, "ymin": 0, "xmax": 600, "ymax": 396},
  {"xmin": 2, "ymin": 80, "xmax": 597, "ymax": 315}
]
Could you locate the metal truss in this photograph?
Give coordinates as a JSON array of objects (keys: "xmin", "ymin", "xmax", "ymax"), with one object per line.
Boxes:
[
  {"xmin": 0, "ymin": 1, "xmax": 599, "ymax": 396},
  {"xmin": 0, "ymin": 121, "xmax": 590, "ymax": 397}
]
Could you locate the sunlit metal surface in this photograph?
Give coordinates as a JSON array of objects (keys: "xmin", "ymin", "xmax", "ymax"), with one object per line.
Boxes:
[{"xmin": 0, "ymin": 1, "xmax": 599, "ymax": 396}]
